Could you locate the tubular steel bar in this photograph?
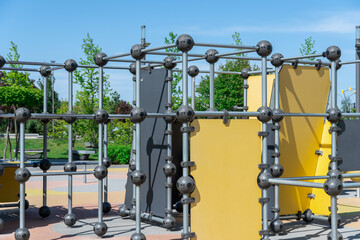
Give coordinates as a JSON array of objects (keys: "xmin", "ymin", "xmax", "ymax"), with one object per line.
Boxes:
[
  {"xmin": 42, "ymin": 75, "xmax": 49, "ymax": 213},
  {"xmin": 268, "ymin": 179, "xmax": 324, "ymax": 188},
  {"xmin": 273, "ymin": 66, "xmax": 280, "ymax": 221},
  {"xmin": 215, "ymin": 49, "xmax": 257, "ymax": 58},
  {"xmin": 194, "ymin": 42, "xmax": 258, "ymax": 50},
  {"xmin": 0, "ymin": 67, "xmax": 39, "ymax": 72},
  {"xmin": 284, "ymin": 59, "xmax": 331, "ymax": 66},
  {"xmin": 146, "ymin": 51, "xmax": 205, "ymax": 58},
  {"xmin": 141, "ymin": 44, "xmax": 176, "ymax": 53},
  {"xmin": 103, "ymin": 52, "xmax": 131, "ymax": 61},
  {"xmin": 131, "ymin": 73, "xmax": 136, "ymax": 210},
  {"xmin": 123, "ymin": 209, "xmax": 164, "ymax": 224},
  {"xmin": 104, "ymin": 123, "xmax": 109, "ymax": 204},
  {"xmin": 19, "ymin": 122, "xmax": 26, "ymax": 229},
  {"xmin": 31, "ymin": 171, "xmax": 94, "ymax": 177},
  {"xmin": 191, "ymin": 76, "xmax": 196, "ymax": 109},
  {"xmin": 109, "ymin": 59, "xmax": 164, "ymax": 64},
  {"xmin": 5, "ymin": 61, "xmax": 64, "ymax": 67},
  {"xmin": 209, "ymin": 63, "xmax": 215, "ymax": 109},
  {"xmin": 339, "ymin": 60, "xmax": 360, "ymax": 65},
  {"xmin": 172, "ymin": 69, "xmax": 275, "ymax": 75},
  {"xmin": 67, "ymin": 71, "xmax": 74, "ymax": 216},
  {"xmin": 281, "ymin": 54, "xmax": 324, "ymax": 61}
]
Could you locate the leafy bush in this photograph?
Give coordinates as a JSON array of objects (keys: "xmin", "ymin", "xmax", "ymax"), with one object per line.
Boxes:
[{"xmin": 108, "ymin": 144, "xmax": 131, "ymax": 164}]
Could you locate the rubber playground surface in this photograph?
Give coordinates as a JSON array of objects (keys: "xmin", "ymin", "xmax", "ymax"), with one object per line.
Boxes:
[{"xmin": 1, "ymin": 165, "xmax": 360, "ymax": 239}]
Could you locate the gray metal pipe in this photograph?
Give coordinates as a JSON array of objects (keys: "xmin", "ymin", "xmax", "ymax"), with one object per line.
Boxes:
[
  {"xmin": 339, "ymin": 60, "xmax": 360, "ymax": 65},
  {"xmin": 194, "ymin": 42, "xmax": 258, "ymax": 50},
  {"xmin": 268, "ymin": 178, "xmax": 324, "ymax": 188},
  {"xmin": 67, "ymin": 71, "xmax": 73, "ymax": 215},
  {"xmin": 32, "ymin": 171, "xmax": 95, "ymax": 177},
  {"xmin": 209, "ymin": 63, "xmax": 215, "ymax": 109},
  {"xmin": 0, "ymin": 67, "xmax": 39, "ymax": 72},
  {"xmin": 97, "ymin": 67, "xmax": 104, "ymax": 225},
  {"xmin": 42, "ymin": 76, "xmax": 48, "ymax": 208},
  {"xmin": 281, "ymin": 54, "xmax": 324, "ymax": 61},
  {"xmin": 19, "ymin": 122, "xmax": 26, "ymax": 229},
  {"xmin": 141, "ymin": 44, "xmax": 176, "ymax": 53}
]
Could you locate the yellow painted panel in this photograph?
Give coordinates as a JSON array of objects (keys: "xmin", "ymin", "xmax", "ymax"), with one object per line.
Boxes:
[
  {"xmin": 0, "ymin": 167, "xmax": 20, "ymax": 202},
  {"xmin": 278, "ymin": 65, "xmax": 330, "ymax": 214},
  {"xmin": 247, "ymin": 74, "xmax": 275, "ymax": 111},
  {"xmin": 190, "ymin": 119, "xmax": 261, "ymax": 240},
  {"xmin": 309, "ymin": 121, "xmax": 331, "ymax": 215}
]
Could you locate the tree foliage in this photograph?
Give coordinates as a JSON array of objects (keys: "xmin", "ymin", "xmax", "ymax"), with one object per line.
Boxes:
[{"xmin": 300, "ymin": 37, "xmax": 316, "ymax": 60}]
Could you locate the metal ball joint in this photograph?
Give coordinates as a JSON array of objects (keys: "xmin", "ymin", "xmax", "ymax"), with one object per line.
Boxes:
[
  {"xmin": 325, "ymin": 46, "xmax": 341, "ymax": 61},
  {"xmin": 257, "ymin": 106, "xmax": 273, "ymax": 123},
  {"xmin": 131, "ymin": 232, "xmax": 146, "ymax": 240},
  {"xmin": 129, "ymin": 159, "xmax": 136, "ymax": 171},
  {"xmin": 63, "ymin": 110, "xmax": 77, "ymax": 124},
  {"xmin": 94, "ymin": 109, "xmax": 109, "ymax": 124},
  {"xmin": 269, "ymin": 219, "xmax": 283, "ymax": 233},
  {"xmin": 129, "ymin": 208, "xmax": 136, "ymax": 220},
  {"xmin": 15, "ymin": 108, "xmax": 31, "ymax": 123},
  {"xmin": 102, "ymin": 157, "xmax": 112, "ymax": 168},
  {"xmin": 163, "ymin": 162, "xmax": 176, "ymax": 177},
  {"xmin": 164, "ymin": 56, "xmax": 177, "ymax": 70},
  {"xmin": 324, "ymin": 178, "xmax": 343, "ymax": 196},
  {"xmin": 272, "ymin": 108, "xmax": 284, "ymax": 123},
  {"xmin": 93, "ymin": 52, "xmax": 108, "ymax": 67},
  {"xmin": 240, "ymin": 68, "xmax": 250, "ymax": 79},
  {"xmin": 176, "ymin": 105, "xmax": 195, "ymax": 123},
  {"xmin": 328, "ymin": 169, "xmax": 343, "ymax": 181},
  {"xmin": 188, "ymin": 65, "xmax": 199, "ymax": 77},
  {"xmin": 176, "ymin": 34, "xmax": 194, "ymax": 52},
  {"xmin": 18, "ymin": 199, "xmax": 29, "ymax": 210},
  {"xmin": 102, "ymin": 201, "xmax": 112, "ymax": 214},
  {"xmin": 64, "ymin": 213, "xmax": 77, "ymax": 227},
  {"xmin": 130, "ymin": 44, "xmax": 146, "ymax": 60},
  {"xmin": 118, "ymin": 204, "xmax": 128, "ymax": 217},
  {"xmin": 271, "ymin": 53, "xmax": 284, "ymax": 67},
  {"xmin": 164, "ymin": 109, "xmax": 176, "ymax": 123},
  {"xmin": 176, "ymin": 176, "xmax": 196, "ymax": 194},
  {"xmin": 39, "ymin": 65, "xmax": 51, "ymax": 77},
  {"xmin": 257, "ymin": 172, "xmax": 272, "ymax": 189},
  {"xmin": 14, "ymin": 168, "xmax": 31, "ymax": 183},
  {"xmin": 64, "ymin": 163, "xmax": 77, "ymax": 172},
  {"xmin": 93, "ymin": 222, "xmax": 108, "ymax": 237},
  {"xmin": 130, "ymin": 107, "xmax": 147, "ymax": 123},
  {"xmin": 163, "ymin": 215, "xmax": 176, "ymax": 229},
  {"xmin": 327, "ymin": 231, "xmax": 343, "ymax": 240},
  {"xmin": 130, "ymin": 170, "xmax": 146, "ymax": 185},
  {"xmin": 39, "ymin": 159, "xmax": 52, "ymax": 171},
  {"xmin": 0, "ymin": 55, "xmax": 6, "ymax": 68},
  {"xmin": 256, "ymin": 40, "xmax": 273, "ymax": 57},
  {"xmin": 14, "ymin": 227, "xmax": 30, "ymax": 240},
  {"xmin": 64, "ymin": 59, "xmax": 78, "ymax": 72},
  {"xmin": 39, "ymin": 205, "xmax": 51, "ymax": 218},
  {"xmin": 270, "ymin": 163, "xmax": 284, "ymax": 178},
  {"xmin": 129, "ymin": 62, "xmax": 136, "ymax": 74},
  {"xmin": 326, "ymin": 108, "xmax": 342, "ymax": 123},
  {"xmin": 205, "ymin": 49, "xmax": 219, "ymax": 64},
  {"xmin": 94, "ymin": 165, "xmax": 108, "ymax": 180},
  {"xmin": 302, "ymin": 209, "xmax": 313, "ymax": 223}
]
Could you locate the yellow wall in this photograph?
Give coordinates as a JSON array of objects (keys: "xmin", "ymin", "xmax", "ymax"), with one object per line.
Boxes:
[
  {"xmin": 0, "ymin": 167, "xmax": 20, "ymax": 202},
  {"xmin": 247, "ymin": 74, "xmax": 275, "ymax": 111},
  {"xmin": 190, "ymin": 119, "xmax": 262, "ymax": 240}
]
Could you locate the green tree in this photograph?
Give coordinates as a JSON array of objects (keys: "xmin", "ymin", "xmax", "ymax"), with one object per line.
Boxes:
[
  {"xmin": 300, "ymin": 37, "xmax": 316, "ymax": 60},
  {"xmin": 196, "ymin": 32, "xmax": 257, "ymax": 110}
]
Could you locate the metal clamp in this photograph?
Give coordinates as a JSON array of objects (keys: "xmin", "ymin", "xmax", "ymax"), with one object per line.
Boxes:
[
  {"xmin": 315, "ymin": 150, "xmax": 323, "ymax": 156},
  {"xmin": 164, "ymin": 130, "xmax": 173, "ymax": 135},
  {"xmin": 292, "ymin": 59, "xmax": 299, "ymax": 69},
  {"xmin": 222, "ymin": 109, "xmax": 229, "ymax": 124},
  {"xmin": 164, "ymin": 208, "xmax": 172, "ymax": 214},
  {"xmin": 307, "ymin": 193, "xmax": 315, "ymax": 199},
  {"xmin": 165, "ymin": 102, "xmax": 173, "ymax": 108},
  {"xmin": 165, "ymin": 156, "xmax": 173, "ymax": 161},
  {"xmin": 258, "ymin": 163, "xmax": 269, "ymax": 170},
  {"xmin": 180, "ymin": 126, "xmax": 195, "ymax": 133},
  {"xmin": 180, "ymin": 161, "xmax": 195, "ymax": 168},
  {"xmin": 165, "ymin": 182, "xmax": 173, "ymax": 188},
  {"xmin": 328, "ymin": 155, "xmax": 343, "ymax": 163},
  {"xmin": 165, "ymin": 76, "xmax": 173, "ymax": 82},
  {"xmin": 315, "ymin": 59, "xmax": 322, "ymax": 70},
  {"xmin": 132, "ymin": 76, "xmax": 136, "ymax": 82},
  {"xmin": 181, "ymin": 197, "xmax": 195, "ymax": 204},
  {"xmin": 271, "ymin": 207, "xmax": 280, "ymax": 213},
  {"xmin": 148, "ymin": 63, "xmax": 153, "ymax": 74},
  {"xmin": 243, "ymin": 84, "xmax": 249, "ymax": 89},
  {"xmin": 131, "ymin": 198, "xmax": 136, "ymax": 206},
  {"xmin": 258, "ymin": 131, "xmax": 269, "ymax": 137},
  {"xmin": 132, "ymin": 149, "xmax": 136, "ymax": 154},
  {"xmin": 258, "ymin": 197, "xmax": 270, "ymax": 204},
  {"xmin": 259, "ymin": 230, "xmax": 270, "ymax": 236},
  {"xmin": 328, "ymin": 125, "xmax": 342, "ymax": 134},
  {"xmin": 181, "ymin": 232, "xmax": 196, "ymax": 239},
  {"xmin": 243, "ymin": 106, "xmax": 249, "ymax": 111},
  {"xmin": 271, "ymin": 152, "xmax": 280, "ymax": 158},
  {"xmin": 272, "ymin": 125, "xmax": 280, "ymax": 130}
]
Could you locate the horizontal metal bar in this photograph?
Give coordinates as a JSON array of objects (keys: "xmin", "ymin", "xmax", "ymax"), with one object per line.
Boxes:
[
  {"xmin": 343, "ymin": 182, "xmax": 360, "ymax": 188},
  {"xmin": 124, "ymin": 209, "xmax": 164, "ymax": 224},
  {"xmin": 281, "ymin": 54, "xmax": 324, "ymax": 61},
  {"xmin": 5, "ymin": 61, "xmax": 64, "ymax": 67},
  {"xmin": 268, "ymin": 178, "xmax": 324, "ymax": 188},
  {"xmin": 50, "ymin": 161, "xmax": 98, "ymax": 166},
  {"xmin": 219, "ymin": 55, "xmax": 262, "ymax": 61},
  {"xmin": 311, "ymin": 215, "xmax": 329, "ymax": 221},
  {"xmin": 31, "ymin": 171, "xmax": 94, "ymax": 177},
  {"xmin": 0, "ymin": 67, "xmax": 39, "ymax": 72},
  {"xmin": 48, "ymin": 66, "xmax": 64, "ymax": 71},
  {"xmin": 0, "ymin": 203, "xmax": 19, "ymax": 208},
  {"xmin": 195, "ymin": 42, "xmax": 258, "ymax": 50},
  {"xmin": 215, "ymin": 49, "xmax": 257, "ymax": 58},
  {"xmin": 172, "ymin": 69, "xmax": 275, "ymax": 75},
  {"xmin": 275, "ymin": 113, "xmax": 329, "ymax": 117},
  {"xmin": 284, "ymin": 59, "xmax": 331, "ymax": 66},
  {"xmin": 103, "ymin": 52, "xmax": 132, "ymax": 61},
  {"xmin": 343, "ymin": 173, "xmax": 360, "ymax": 178},
  {"xmin": 279, "ymin": 175, "xmax": 328, "ymax": 181},
  {"xmin": 339, "ymin": 60, "xmax": 360, "ymax": 65},
  {"xmin": 141, "ymin": 44, "xmax": 176, "ymax": 53},
  {"xmin": 146, "ymin": 51, "xmax": 205, "ymax": 58},
  {"xmin": 342, "ymin": 113, "xmax": 360, "ymax": 117},
  {"xmin": 279, "ymin": 215, "xmax": 299, "ymax": 220},
  {"xmin": 109, "ymin": 59, "xmax": 164, "ymax": 64}
]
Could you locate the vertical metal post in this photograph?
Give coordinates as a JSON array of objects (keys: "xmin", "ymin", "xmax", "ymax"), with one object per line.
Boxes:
[
  {"xmin": 356, "ymin": 26, "xmax": 360, "ymax": 113},
  {"xmin": 132, "ymin": 75, "xmax": 136, "ymax": 208},
  {"xmin": 166, "ymin": 69, "xmax": 173, "ymax": 215},
  {"xmin": 104, "ymin": 123, "xmax": 108, "ymax": 203},
  {"xmin": 330, "ymin": 60, "xmax": 339, "ymax": 240},
  {"xmin": 67, "ymin": 71, "xmax": 73, "ymax": 215},
  {"xmin": 51, "ymin": 60, "xmax": 55, "ymax": 136},
  {"xmin": 191, "ymin": 77, "xmax": 195, "ymax": 109},
  {"xmin": 98, "ymin": 67, "xmax": 104, "ymax": 223},
  {"xmin": 261, "ymin": 56, "xmax": 269, "ymax": 239},
  {"xmin": 209, "ymin": 63, "xmax": 215, "ymax": 109},
  {"xmin": 19, "ymin": 122, "xmax": 26, "ymax": 229},
  {"xmin": 243, "ymin": 78, "xmax": 248, "ymax": 112},
  {"xmin": 182, "ymin": 51, "xmax": 190, "ymax": 238},
  {"xmin": 274, "ymin": 67, "xmax": 280, "ymax": 221},
  {"xmin": 135, "ymin": 59, "xmax": 142, "ymax": 234},
  {"xmin": 42, "ymin": 76, "xmax": 48, "ymax": 208}
]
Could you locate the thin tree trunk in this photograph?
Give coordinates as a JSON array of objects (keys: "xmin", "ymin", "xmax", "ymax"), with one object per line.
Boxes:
[{"xmin": 3, "ymin": 120, "xmax": 10, "ymax": 160}]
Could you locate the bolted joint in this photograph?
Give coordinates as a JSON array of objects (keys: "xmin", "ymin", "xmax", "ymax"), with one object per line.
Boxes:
[
  {"xmin": 63, "ymin": 110, "xmax": 77, "ymax": 124},
  {"xmin": 256, "ymin": 40, "xmax": 272, "ymax": 57},
  {"xmin": 176, "ymin": 176, "xmax": 195, "ymax": 194},
  {"xmin": 93, "ymin": 52, "xmax": 108, "ymax": 67},
  {"xmin": 14, "ymin": 168, "xmax": 31, "ymax": 183},
  {"xmin": 130, "ymin": 44, "xmax": 145, "ymax": 60},
  {"xmin": 40, "ymin": 65, "xmax": 51, "ymax": 77},
  {"xmin": 188, "ymin": 65, "xmax": 199, "ymax": 77},
  {"xmin": 324, "ymin": 178, "xmax": 343, "ymax": 196},
  {"xmin": 205, "ymin": 49, "xmax": 219, "ymax": 63},
  {"xmin": 163, "ymin": 56, "xmax": 177, "ymax": 70},
  {"xmin": 272, "ymin": 108, "xmax": 284, "ymax": 122},
  {"xmin": 94, "ymin": 165, "xmax": 108, "ymax": 180},
  {"xmin": 270, "ymin": 163, "xmax": 284, "ymax": 178},
  {"xmin": 130, "ymin": 170, "xmax": 146, "ymax": 185},
  {"xmin": 94, "ymin": 109, "xmax": 109, "ymax": 124},
  {"xmin": 257, "ymin": 106, "xmax": 273, "ymax": 123},
  {"xmin": 64, "ymin": 59, "xmax": 78, "ymax": 72},
  {"xmin": 15, "ymin": 108, "xmax": 31, "ymax": 123},
  {"xmin": 257, "ymin": 172, "xmax": 272, "ymax": 189},
  {"xmin": 176, "ymin": 105, "xmax": 195, "ymax": 123},
  {"xmin": 130, "ymin": 107, "xmax": 147, "ymax": 123},
  {"xmin": 325, "ymin": 46, "xmax": 341, "ymax": 61},
  {"xmin": 326, "ymin": 108, "xmax": 342, "ymax": 123},
  {"xmin": 64, "ymin": 163, "xmax": 77, "ymax": 172},
  {"xmin": 176, "ymin": 34, "xmax": 194, "ymax": 52},
  {"xmin": 270, "ymin": 53, "xmax": 284, "ymax": 67},
  {"xmin": 240, "ymin": 68, "xmax": 250, "ymax": 79}
]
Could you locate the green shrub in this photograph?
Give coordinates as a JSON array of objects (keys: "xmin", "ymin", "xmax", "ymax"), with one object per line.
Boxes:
[{"xmin": 108, "ymin": 144, "xmax": 131, "ymax": 164}]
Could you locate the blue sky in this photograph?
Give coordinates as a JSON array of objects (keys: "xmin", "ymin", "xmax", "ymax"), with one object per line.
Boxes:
[{"xmin": 0, "ymin": 0, "xmax": 359, "ymax": 105}]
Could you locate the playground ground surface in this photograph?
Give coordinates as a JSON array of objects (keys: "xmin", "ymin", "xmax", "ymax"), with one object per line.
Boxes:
[{"xmin": 1, "ymin": 165, "xmax": 360, "ymax": 239}]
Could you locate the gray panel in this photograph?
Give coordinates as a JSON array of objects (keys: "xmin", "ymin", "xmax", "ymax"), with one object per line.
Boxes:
[
  {"xmin": 124, "ymin": 69, "xmax": 182, "ymax": 218},
  {"xmin": 338, "ymin": 119, "xmax": 360, "ymax": 171}
]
